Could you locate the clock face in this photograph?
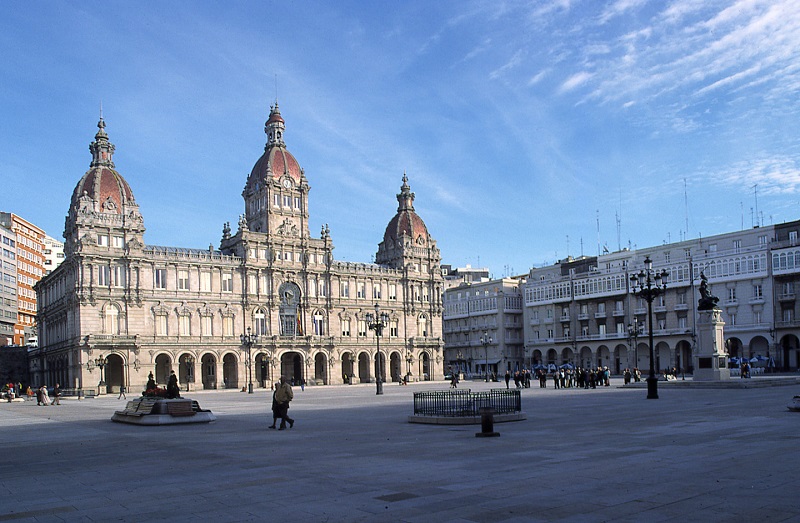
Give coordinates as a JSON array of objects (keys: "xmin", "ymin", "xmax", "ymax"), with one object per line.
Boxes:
[{"xmin": 282, "ymin": 179, "xmax": 292, "ymax": 189}]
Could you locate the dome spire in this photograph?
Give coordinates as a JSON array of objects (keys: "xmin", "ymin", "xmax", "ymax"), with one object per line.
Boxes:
[
  {"xmin": 397, "ymin": 171, "xmax": 415, "ymax": 212},
  {"xmin": 264, "ymin": 102, "xmax": 286, "ymax": 148},
  {"xmin": 89, "ymin": 112, "xmax": 115, "ymax": 168}
]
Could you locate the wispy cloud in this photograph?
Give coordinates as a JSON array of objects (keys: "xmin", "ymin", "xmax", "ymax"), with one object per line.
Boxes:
[
  {"xmin": 560, "ymin": 71, "xmax": 593, "ymax": 93},
  {"xmin": 714, "ymin": 157, "xmax": 800, "ymax": 195}
]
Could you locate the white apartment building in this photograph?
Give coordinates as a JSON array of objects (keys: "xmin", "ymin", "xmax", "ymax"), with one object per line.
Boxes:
[
  {"xmin": 523, "ymin": 221, "xmax": 800, "ymax": 374},
  {"xmin": 0, "ymin": 223, "xmax": 17, "ymax": 346},
  {"xmin": 443, "ymin": 278, "xmax": 525, "ymax": 379}
]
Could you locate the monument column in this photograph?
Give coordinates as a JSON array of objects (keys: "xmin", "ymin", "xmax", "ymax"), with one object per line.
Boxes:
[{"xmin": 693, "ymin": 272, "xmax": 730, "ymax": 381}]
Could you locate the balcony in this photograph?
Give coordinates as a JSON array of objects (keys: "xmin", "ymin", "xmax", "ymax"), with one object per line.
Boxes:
[
  {"xmin": 634, "ymin": 307, "xmax": 647, "ymax": 315},
  {"xmin": 653, "ymin": 305, "xmax": 667, "ymax": 313},
  {"xmin": 577, "ymin": 313, "xmax": 590, "ymax": 321},
  {"xmin": 778, "ymin": 293, "xmax": 796, "ymax": 302},
  {"xmin": 612, "ymin": 309, "xmax": 625, "ymax": 317},
  {"xmin": 529, "ymin": 319, "xmax": 540, "ymax": 326},
  {"xmin": 594, "ymin": 312, "xmax": 607, "ymax": 319},
  {"xmin": 748, "ymin": 297, "xmax": 765, "ymax": 305},
  {"xmin": 674, "ymin": 303, "xmax": 689, "ymax": 311},
  {"xmin": 559, "ymin": 315, "xmax": 571, "ymax": 322}
]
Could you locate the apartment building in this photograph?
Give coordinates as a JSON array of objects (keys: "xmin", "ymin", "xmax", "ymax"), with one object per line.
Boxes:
[
  {"xmin": 0, "ymin": 223, "xmax": 17, "ymax": 346},
  {"xmin": 0, "ymin": 212, "xmax": 45, "ymax": 346},
  {"xmin": 523, "ymin": 221, "xmax": 800, "ymax": 374},
  {"xmin": 443, "ymin": 278, "xmax": 525, "ymax": 378}
]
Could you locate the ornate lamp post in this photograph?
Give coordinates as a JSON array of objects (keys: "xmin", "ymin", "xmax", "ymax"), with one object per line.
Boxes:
[
  {"xmin": 627, "ymin": 316, "xmax": 643, "ymax": 368},
  {"xmin": 480, "ymin": 331, "xmax": 492, "ymax": 382},
  {"xmin": 185, "ymin": 355, "xmax": 195, "ymax": 392},
  {"xmin": 90, "ymin": 355, "xmax": 108, "ymax": 392},
  {"xmin": 240, "ymin": 327, "xmax": 258, "ymax": 394},
  {"xmin": 630, "ymin": 256, "xmax": 668, "ymax": 399},
  {"xmin": 366, "ymin": 303, "xmax": 389, "ymax": 395}
]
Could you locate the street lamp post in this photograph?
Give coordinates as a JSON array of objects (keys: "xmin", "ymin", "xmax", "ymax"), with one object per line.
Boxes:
[
  {"xmin": 185, "ymin": 355, "xmax": 195, "ymax": 392},
  {"xmin": 366, "ymin": 303, "xmax": 389, "ymax": 395},
  {"xmin": 630, "ymin": 256, "xmax": 668, "ymax": 400},
  {"xmin": 240, "ymin": 327, "xmax": 258, "ymax": 394},
  {"xmin": 480, "ymin": 331, "xmax": 492, "ymax": 382},
  {"xmin": 627, "ymin": 316, "xmax": 642, "ymax": 369},
  {"xmin": 92, "ymin": 356, "xmax": 108, "ymax": 393}
]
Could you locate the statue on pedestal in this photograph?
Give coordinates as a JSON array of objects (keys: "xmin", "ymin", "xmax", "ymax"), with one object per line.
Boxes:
[{"xmin": 697, "ymin": 272, "xmax": 719, "ymax": 311}]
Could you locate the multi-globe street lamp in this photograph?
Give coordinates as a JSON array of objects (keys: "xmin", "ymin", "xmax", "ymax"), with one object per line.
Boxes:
[
  {"xmin": 366, "ymin": 303, "xmax": 389, "ymax": 395},
  {"xmin": 627, "ymin": 316, "xmax": 643, "ymax": 368},
  {"xmin": 88, "ymin": 355, "xmax": 109, "ymax": 393},
  {"xmin": 185, "ymin": 355, "xmax": 195, "ymax": 392},
  {"xmin": 630, "ymin": 256, "xmax": 669, "ymax": 400},
  {"xmin": 480, "ymin": 331, "xmax": 492, "ymax": 382},
  {"xmin": 240, "ymin": 327, "xmax": 258, "ymax": 394}
]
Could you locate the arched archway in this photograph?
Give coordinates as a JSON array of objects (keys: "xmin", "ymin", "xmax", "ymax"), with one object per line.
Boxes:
[
  {"xmin": 675, "ymin": 340, "xmax": 692, "ymax": 374},
  {"xmin": 655, "ymin": 341, "xmax": 671, "ymax": 373},
  {"xmin": 279, "ymin": 351, "xmax": 303, "ymax": 384},
  {"xmin": 780, "ymin": 334, "xmax": 799, "ymax": 371},
  {"xmin": 389, "ymin": 351, "xmax": 402, "ymax": 382},
  {"xmin": 314, "ymin": 352, "xmax": 328, "ymax": 385},
  {"xmin": 201, "ymin": 353, "xmax": 217, "ymax": 389},
  {"xmin": 178, "ymin": 353, "xmax": 195, "ymax": 390},
  {"xmin": 532, "ymin": 350, "xmax": 543, "ymax": 366},
  {"xmin": 420, "ymin": 352, "xmax": 431, "ymax": 380},
  {"xmin": 748, "ymin": 336, "xmax": 770, "ymax": 359},
  {"xmin": 597, "ymin": 345, "xmax": 611, "ymax": 369},
  {"xmin": 222, "ymin": 353, "xmax": 238, "ymax": 389},
  {"xmin": 342, "ymin": 352, "xmax": 355, "ymax": 383},
  {"xmin": 579, "ymin": 346, "xmax": 592, "ymax": 369},
  {"xmin": 155, "ymin": 354, "xmax": 172, "ymax": 385},
  {"xmin": 612, "ymin": 344, "xmax": 628, "ymax": 374},
  {"xmin": 546, "ymin": 348, "xmax": 558, "ymax": 365},
  {"xmin": 560, "ymin": 347, "xmax": 575, "ymax": 366},
  {"xmin": 726, "ymin": 337, "xmax": 744, "ymax": 359},
  {"xmin": 358, "ymin": 352, "xmax": 371, "ymax": 383},
  {"xmin": 256, "ymin": 352, "xmax": 271, "ymax": 387},
  {"xmin": 105, "ymin": 353, "xmax": 125, "ymax": 393}
]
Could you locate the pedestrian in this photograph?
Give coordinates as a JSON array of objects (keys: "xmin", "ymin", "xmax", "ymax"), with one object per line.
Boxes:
[
  {"xmin": 274, "ymin": 376, "xmax": 294, "ymax": 430},
  {"xmin": 505, "ymin": 371, "xmax": 511, "ymax": 389},
  {"xmin": 268, "ymin": 382, "xmax": 281, "ymax": 429},
  {"xmin": 40, "ymin": 385, "xmax": 51, "ymax": 406},
  {"xmin": 36, "ymin": 385, "xmax": 43, "ymax": 406},
  {"xmin": 52, "ymin": 383, "xmax": 61, "ymax": 405},
  {"xmin": 118, "ymin": 384, "xmax": 127, "ymax": 399},
  {"xmin": 300, "ymin": 377, "xmax": 306, "ymax": 391}
]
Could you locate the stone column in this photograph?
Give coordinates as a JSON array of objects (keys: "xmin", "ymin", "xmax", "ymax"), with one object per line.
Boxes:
[{"xmin": 693, "ymin": 308, "xmax": 730, "ymax": 381}]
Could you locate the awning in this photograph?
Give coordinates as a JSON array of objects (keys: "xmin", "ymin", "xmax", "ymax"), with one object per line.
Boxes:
[{"xmin": 473, "ymin": 359, "xmax": 501, "ymax": 366}]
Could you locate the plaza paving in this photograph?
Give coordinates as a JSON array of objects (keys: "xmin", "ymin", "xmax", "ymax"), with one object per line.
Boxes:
[{"xmin": 1, "ymin": 377, "xmax": 799, "ymax": 523}]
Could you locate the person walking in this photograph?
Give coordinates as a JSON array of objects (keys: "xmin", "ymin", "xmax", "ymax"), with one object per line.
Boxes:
[
  {"xmin": 52, "ymin": 383, "xmax": 61, "ymax": 405},
  {"xmin": 274, "ymin": 376, "xmax": 294, "ymax": 430},
  {"xmin": 268, "ymin": 382, "xmax": 281, "ymax": 429},
  {"xmin": 118, "ymin": 384, "xmax": 127, "ymax": 399},
  {"xmin": 504, "ymin": 371, "xmax": 511, "ymax": 389}
]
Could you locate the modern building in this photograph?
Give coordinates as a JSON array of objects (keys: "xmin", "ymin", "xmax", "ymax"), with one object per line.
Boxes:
[
  {"xmin": 33, "ymin": 105, "xmax": 444, "ymax": 393},
  {"xmin": 443, "ymin": 277, "xmax": 524, "ymax": 379},
  {"xmin": 0, "ymin": 212, "xmax": 45, "ymax": 346},
  {"xmin": 441, "ymin": 264, "xmax": 490, "ymax": 289},
  {"xmin": 0, "ymin": 222, "xmax": 17, "ymax": 346},
  {"xmin": 43, "ymin": 235, "xmax": 65, "ymax": 275},
  {"xmin": 523, "ymin": 222, "xmax": 800, "ymax": 374}
]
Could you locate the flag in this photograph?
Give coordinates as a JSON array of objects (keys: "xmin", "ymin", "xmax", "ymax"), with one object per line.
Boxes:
[{"xmin": 296, "ymin": 317, "xmax": 303, "ymax": 336}]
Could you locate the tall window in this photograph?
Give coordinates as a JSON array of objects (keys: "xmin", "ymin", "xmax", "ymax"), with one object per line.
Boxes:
[
  {"xmin": 179, "ymin": 315, "xmax": 191, "ymax": 336},
  {"xmin": 202, "ymin": 315, "xmax": 213, "ymax": 336},
  {"xmin": 178, "ymin": 270, "xmax": 189, "ymax": 291},
  {"xmin": 155, "ymin": 268, "xmax": 167, "ymax": 289},
  {"xmin": 358, "ymin": 320, "xmax": 367, "ymax": 337},
  {"xmin": 753, "ymin": 284, "xmax": 763, "ymax": 299},
  {"xmin": 223, "ymin": 316, "xmax": 234, "ymax": 337},
  {"xmin": 221, "ymin": 273, "xmax": 233, "ymax": 292},
  {"xmin": 114, "ymin": 265, "xmax": 126, "ymax": 287},
  {"xmin": 112, "ymin": 236, "xmax": 124, "ymax": 248},
  {"xmin": 318, "ymin": 280, "xmax": 327, "ymax": 297},
  {"xmin": 341, "ymin": 319, "xmax": 351, "ymax": 337},
  {"xmin": 418, "ymin": 314, "xmax": 428, "ymax": 337},
  {"xmin": 97, "ymin": 234, "xmax": 109, "ymax": 246},
  {"xmin": 105, "ymin": 305, "xmax": 120, "ymax": 335},
  {"xmin": 728, "ymin": 288, "xmax": 736, "ymax": 301},
  {"xmin": 313, "ymin": 311, "xmax": 325, "ymax": 336},
  {"xmin": 156, "ymin": 315, "xmax": 168, "ymax": 336},
  {"xmin": 390, "ymin": 320, "xmax": 398, "ymax": 337},
  {"xmin": 98, "ymin": 265, "xmax": 110, "ymax": 287},
  {"xmin": 254, "ymin": 309, "xmax": 267, "ymax": 336},
  {"xmin": 372, "ymin": 283, "xmax": 381, "ymax": 299},
  {"xmin": 389, "ymin": 284, "xmax": 397, "ymax": 300},
  {"xmin": 200, "ymin": 272, "xmax": 211, "ymax": 292},
  {"xmin": 340, "ymin": 281, "xmax": 349, "ymax": 298},
  {"xmin": 357, "ymin": 282, "xmax": 366, "ymax": 299}
]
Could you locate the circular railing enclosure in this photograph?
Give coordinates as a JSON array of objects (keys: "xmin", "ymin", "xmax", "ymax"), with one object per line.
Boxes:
[{"xmin": 409, "ymin": 389, "xmax": 526, "ymax": 425}]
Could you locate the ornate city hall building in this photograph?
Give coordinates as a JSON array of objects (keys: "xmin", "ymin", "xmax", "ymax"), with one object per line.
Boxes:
[{"xmin": 33, "ymin": 104, "xmax": 444, "ymax": 393}]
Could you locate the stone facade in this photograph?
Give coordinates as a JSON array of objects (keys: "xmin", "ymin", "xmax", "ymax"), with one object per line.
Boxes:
[{"xmin": 33, "ymin": 105, "xmax": 444, "ymax": 393}]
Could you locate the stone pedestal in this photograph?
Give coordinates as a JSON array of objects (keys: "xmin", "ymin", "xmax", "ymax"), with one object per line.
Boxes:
[{"xmin": 693, "ymin": 309, "xmax": 730, "ymax": 381}]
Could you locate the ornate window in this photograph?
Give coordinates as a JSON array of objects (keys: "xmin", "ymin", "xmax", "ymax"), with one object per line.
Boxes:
[
  {"xmin": 254, "ymin": 308, "xmax": 268, "ymax": 336},
  {"xmin": 312, "ymin": 310, "xmax": 326, "ymax": 336},
  {"xmin": 418, "ymin": 314, "xmax": 428, "ymax": 337},
  {"xmin": 104, "ymin": 304, "xmax": 120, "ymax": 335},
  {"xmin": 279, "ymin": 282, "xmax": 301, "ymax": 337}
]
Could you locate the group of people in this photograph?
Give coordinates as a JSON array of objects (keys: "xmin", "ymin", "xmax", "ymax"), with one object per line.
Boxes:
[
  {"xmin": 535, "ymin": 367, "xmax": 613, "ymax": 389},
  {"xmin": 3, "ymin": 381, "xmax": 62, "ymax": 404}
]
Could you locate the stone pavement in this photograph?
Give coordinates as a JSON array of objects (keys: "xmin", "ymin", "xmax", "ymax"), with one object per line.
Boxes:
[{"xmin": 1, "ymin": 378, "xmax": 799, "ymax": 523}]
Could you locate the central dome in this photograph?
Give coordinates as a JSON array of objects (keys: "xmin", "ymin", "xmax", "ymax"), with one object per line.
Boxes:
[
  {"xmin": 247, "ymin": 103, "xmax": 302, "ymax": 190},
  {"xmin": 382, "ymin": 174, "xmax": 429, "ymax": 244}
]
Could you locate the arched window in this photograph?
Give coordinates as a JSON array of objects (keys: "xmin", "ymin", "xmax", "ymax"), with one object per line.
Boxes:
[
  {"xmin": 313, "ymin": 310, "xmax": 326, "ymax": 336},
  {"xmin": 254, "ymin": 308, "xmax": 268, "ymax": 336},
  {"xmin": 418, "ymin": 314, "xmax": 428, "ymax": 337},
  {"xmin": 105, "ymin": 304, "xmax": 120, "ymax": 335}
]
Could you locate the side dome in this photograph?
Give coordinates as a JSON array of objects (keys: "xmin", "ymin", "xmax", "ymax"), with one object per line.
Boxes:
[
  {"xmin": 382, "ymin": 174, "xmax": 430, "ymax": 245},
  {"xmin": 247, "ymin": 103, "xmax": 303, "ymax": 190},
  {"xmin": 70, "ymin": 118, "xmax": 137, "ymax": 215}
]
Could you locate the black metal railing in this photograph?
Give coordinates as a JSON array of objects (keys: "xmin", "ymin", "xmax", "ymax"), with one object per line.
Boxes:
[{"xmin": 412, "ymin": 389, "xmax": 521, "ymax": 417}]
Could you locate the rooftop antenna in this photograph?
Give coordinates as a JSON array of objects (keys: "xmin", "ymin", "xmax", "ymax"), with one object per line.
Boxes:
[
  {"xmin": 274, "ymin": 74, "xmax": 278, "ymax": 104},
  {"xmin": 683, "ymin": 178, "xmax": 689, "ymax": 238},
  {"xmin": 753, "ymin": 184, "xmax": 760, "ymax": 227},
  {"xmin": 740, "ymin": 201, "xmax": 744, "ymax": 230},
  {"xmin": 99, "ymin": 100, "xmax": 103, "ymax": 119},
  {"xmin": 596, "ymin": 210, "xmax": 600, "ymax": 257},
  {"xmin": 615, "ymin": 210, "xmax": 622, "ymax": 252}
]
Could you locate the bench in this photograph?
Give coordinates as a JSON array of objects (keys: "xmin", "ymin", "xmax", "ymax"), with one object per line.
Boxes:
[{"xmin": 116, "ymin": 398, "xmax": 158, "ymax": 417}]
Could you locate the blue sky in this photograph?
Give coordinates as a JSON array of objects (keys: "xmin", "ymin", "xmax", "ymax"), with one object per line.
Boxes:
[{"xmin": 3, "ymin": 1, "xmax": 800, "ymax": 277}]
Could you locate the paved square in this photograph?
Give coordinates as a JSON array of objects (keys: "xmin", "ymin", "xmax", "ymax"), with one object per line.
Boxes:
[{"xmin": 1, "ymin": 379, "xmax": 799, "ymax": 522}]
